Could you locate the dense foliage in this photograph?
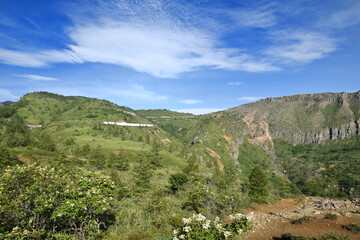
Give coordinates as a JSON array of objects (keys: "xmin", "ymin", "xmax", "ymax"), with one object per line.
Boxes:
[
  {"xmin": 275, "ymin": 139, "xmax": 360, "ymax": 198},
  {"xmin": 0, "ymin": 164, "xmax": 116, "ymax": 239}
]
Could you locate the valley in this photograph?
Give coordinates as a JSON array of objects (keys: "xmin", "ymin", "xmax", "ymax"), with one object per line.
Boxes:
[{"xmin": 0, "ymin": 91, "xmax": 359, "ymax": 239}]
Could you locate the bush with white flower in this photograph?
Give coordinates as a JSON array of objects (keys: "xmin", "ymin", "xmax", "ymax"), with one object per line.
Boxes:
[
  {"xmin": 173, "ymin": 213, "xmax": 252, "ymax": 240},
  {"xmin": 0, "ymin": 163, "xmax": 116, "ymax": 239}
]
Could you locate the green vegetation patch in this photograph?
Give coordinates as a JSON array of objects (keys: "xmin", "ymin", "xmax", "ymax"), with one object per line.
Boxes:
[
  {"xmin": 291, "ymin": 216, "xmax": 311, "ymax": 225},
  {"xmin": 342, "ymin": 224, "xmax": 360, "ymax": 234},
  {"xmin": 324, "ymin": 213, "xmax": 338, "ymax": 220},
  {"xmin": 275, "ymin": 138, "xmax": 360, "ymax": 198}
]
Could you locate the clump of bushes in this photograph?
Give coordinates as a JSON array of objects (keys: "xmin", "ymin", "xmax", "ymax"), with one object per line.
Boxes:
[
  {"xmin": 324, "ymin": 213, "xmax": 338, "ymax": 221},
  {"xmin": 320, "ymin": 233, "xmax": 349, "ymax": 240},
  {"xmin": 279, "ymin": 233, "xmax": 315, "ymax": 240},
  {"xmin": 173, "ymin": 213, "xmax": 253, "ymax": 240},
  {"xmin": 0, "ymin": 163, "xmax": 116, "ymax": 239},
  {"xmin": 278, "ymin": 233, "xmax": 349, "ymax": 240},
  {"xmin": 342, "ymin": 224, "xmax": 360, "ymax": 234},
  {"xmin": 291, "ymin": 216, "xmax": 311, "ymax": 224}
]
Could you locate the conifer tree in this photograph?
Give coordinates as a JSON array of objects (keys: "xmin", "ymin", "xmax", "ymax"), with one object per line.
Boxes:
[{"xmin": 248, "ymin": 166, "xmax": 269, "ymax": 203}]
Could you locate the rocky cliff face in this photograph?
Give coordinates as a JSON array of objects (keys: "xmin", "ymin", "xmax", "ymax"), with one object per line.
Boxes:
[
  {"xmin": 225, "ymin": 91, "xmax": 360, "ymax": 145},
  {"xmin": 271, "ymin": 119, "xmax": 359, "ymax": 144}
]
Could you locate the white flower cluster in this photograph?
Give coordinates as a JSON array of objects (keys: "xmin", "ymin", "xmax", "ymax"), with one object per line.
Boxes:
[
  {"xmin": 202, "ymin": 220, "xmax": 211, "ymax": 229},
  {"xmin": 182, "ymin": 217, "xmax": 192, "ymax": 224},
  {"xmin": 192, "ymin": 213, "xmax": 206, "ymax": 221},
  {"xmin": 173, "ymin": 212, "xmax": 252, "ymax": 239},
  {"xmin": 183, "ymin": 226, "xmax": 192, "ymax": 232},
  {"xmin": 223, "ymin": 230, "xmax": 231, "ymax": 237}
]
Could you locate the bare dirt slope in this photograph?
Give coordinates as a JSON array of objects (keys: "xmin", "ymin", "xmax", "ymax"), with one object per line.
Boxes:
[{"xmin": 244, "ymin": 198, "xmax": 360, "ymax": 239}]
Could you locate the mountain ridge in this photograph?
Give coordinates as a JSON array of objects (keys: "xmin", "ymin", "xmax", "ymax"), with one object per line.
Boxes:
[{"xmin": 223, "ymin": 90, "xmax": 360, "ymax": 145}]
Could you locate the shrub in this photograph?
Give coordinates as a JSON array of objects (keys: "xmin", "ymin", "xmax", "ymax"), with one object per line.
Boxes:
[
  {"xmin": 279, "ymin": 233, "xmax": 349, "ymax": 240},
  {"xmin": 279, "ymin": 233, "xmax": 315, "ymax": 240},
  {"xmin": 291, "ymin": 216, "xmax": 311, "ymax": 225},
  {"xmin": 0, "ymin": 146, "xmax": 22, "ymax": 170},
  {"xmin": 319, "ymin": 233, "xmax": 350, "ymax": 240},
  {"xmin": 0, "ymin": 163, "xmax": 116, "ymax": 239},
  {"xmin": 342, "ymin": 224, "xmax": 360, "ymax": 234},
  {"xmin": 324, "ymin": 213, "xmax": 338, "ymax": 221},
  {"xmin": 173, "ymin": 213, "xmax": 253, "ymax": 240}
]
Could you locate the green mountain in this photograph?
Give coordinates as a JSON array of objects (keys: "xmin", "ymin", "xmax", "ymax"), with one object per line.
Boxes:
[
  {"xmin": 0, "ymin": 90, "xmax": 359, "ymax": 239},
  {"xmin": 226, "ymin": 91, "xmax": 360, "ymax": 145}
]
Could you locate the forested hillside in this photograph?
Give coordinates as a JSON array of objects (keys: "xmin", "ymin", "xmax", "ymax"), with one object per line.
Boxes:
[{"xmin": 0, "ymin": 91, "xmax": 359, "ymax": 239}]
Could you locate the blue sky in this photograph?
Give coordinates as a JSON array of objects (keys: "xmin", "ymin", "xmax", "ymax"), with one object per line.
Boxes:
[{"xmin": 0, "ymin": 0, "xmax": 359, "ymax": 114}]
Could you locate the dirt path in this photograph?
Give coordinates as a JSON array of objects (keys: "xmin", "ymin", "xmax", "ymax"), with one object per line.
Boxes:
[{"xmin": 243, "ymin": 198, "xmax": 360, "ymax": 239}]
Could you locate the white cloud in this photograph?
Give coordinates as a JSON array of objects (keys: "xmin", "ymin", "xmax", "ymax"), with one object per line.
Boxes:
[
  {"xmin": 181, "ymin": 99, "xmax": 202, "ymax": 105},
  {"xmin": 0, "ymin": 48, "xmax": 82, "ymax": 67},
  {"xmin": 67, "ymin": 23, "xmax": 278, "ymax": 78},
  {"xmin": 0, "ymin": 1, "xmax": 279, "ymax": 77},
  {"xmin": 319, "ymin": 2, "xmax": 360, "ymax": 28},
  {"xmin": 110, "ymin": 84, "xmax": 167, "ymax": 101},
  {"xmin": 265, "ymin": 31, "xmax": 337, "ymax": 64},
  {"xmin": 173, "ymin": 108, "xmax": 224, "ymax": 115},
  {"xmin": 13, "ymin": 74, "xmax": 59, "ymax": 81},
  {"xmin": 0, "ymin": 88, "xmax": 19, "ymax": 101},
  {"xmin": 228, "ymin": 8, "xmax": 276, "ymax": 28},
  {"xmin": 0, "ymin": 14, "xmax": 16, "ymax": 27},
  {"xmin": 228, "ymin": 82, "xmax": 243, "ymax": 86},
  {"xmin": 238, "ymin": 96, "xmax": 264, "ymax": 102}
]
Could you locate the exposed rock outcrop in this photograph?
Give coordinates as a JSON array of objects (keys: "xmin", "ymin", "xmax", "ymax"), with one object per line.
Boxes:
[
  {"xmin": 226, "ymin": 91, "xmax": 360, "ymax": 145},
  {"xmin": 271, "ymin": 119, "xmax": 359, "ymax": 144}
]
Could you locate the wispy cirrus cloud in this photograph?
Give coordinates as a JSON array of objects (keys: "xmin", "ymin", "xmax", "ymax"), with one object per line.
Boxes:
[
  {"xmin": 317, "ymin": 2, "xmax": 360, "ymax": 28},
  {"xmin": 67, "ymin": 21, "xmax": 278, "ymax": 78},
  {"xmin": 0, "ymin": 14, "xmax": 16, "ymax": 27},
  {"xmin": 0, "ymin": 0, "xmax": 279, "ymax": 78},
  {"xmin": 228, "ymin": 8, "xmax": 276, "ymax": 28},
  {"xmin": 0, "ymin": 0, "xmax": 348, "ymax": 78},
  {"xmin": 0, "ymin": 88, "xmax": 19, "ymax": 101},
  {"xmin": 0, "ymin": 48, "xmax": 82, "ymax": 67},
  {"xmin": 265, "ymin": 31, "xmax": 337, "ymax": 64},
  {"xmin": 238, "ymin": 96, "xmax": 264, "ymax": 102},
  {"xmin": 180, "ymin": 99, "xmax": 202, "ymax": 105},
  {"xmin": 228, "ymin": 82, "xmax": 243, "ymax": 86},
  {"xmin": 13, "ymin": 74, "xmax": 59, "ymax": 81}
]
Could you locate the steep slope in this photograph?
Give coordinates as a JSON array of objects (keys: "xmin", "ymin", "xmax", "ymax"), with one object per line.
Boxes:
[
  {"xmin": 225, "ymin": 91, "xmax": 360, "ymax": 145},
  {"xmin": 215, "ymin": 91, "xmax": 360, "ymax": 198}
]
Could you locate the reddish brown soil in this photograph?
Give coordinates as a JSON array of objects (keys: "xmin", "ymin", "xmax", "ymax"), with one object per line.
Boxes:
[{"xmin": 243, "ymin": 199, "xmax": 360, "ymax": 240}]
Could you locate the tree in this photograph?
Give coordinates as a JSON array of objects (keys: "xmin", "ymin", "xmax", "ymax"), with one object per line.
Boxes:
[
  {"xmin": 248, "ymin": 166, "xmax": 269, "ymax": 203},
  {"xmin": 133, "ymin": 153, "xmax": 154, "ymax": 193},
  {"xmin": 4, "ymin": 115, "xmax": 30, "ymax": 147},
  {"xmin": 149, "ymin": 141, "xmax": 162, "ymax": 167},
  {"xmin": 107, "ymin": 151, "xmax": 129, "ymax": 171},
  {"xmin": 169, "ymin": 172, "xmax": 188, "ymax": 193}
]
